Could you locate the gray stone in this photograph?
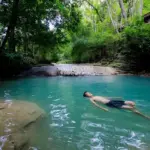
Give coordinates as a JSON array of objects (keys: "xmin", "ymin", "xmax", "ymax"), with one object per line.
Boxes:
[
  {"xmin": 21, "ymin": 66, "xmax": 58, "ymax": 77},
  {"xmin": 20, "ymin": 64, "xmax": 118, "ymax": 77},
  {"xmin": 0, "ymin": 100, "xmax": 46, "ymax": 150}
]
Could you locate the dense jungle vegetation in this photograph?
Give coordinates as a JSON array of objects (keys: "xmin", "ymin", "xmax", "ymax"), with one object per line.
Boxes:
[{"xmin": 0, "ymin": 0, "xmax": 150, "ymax": 78}]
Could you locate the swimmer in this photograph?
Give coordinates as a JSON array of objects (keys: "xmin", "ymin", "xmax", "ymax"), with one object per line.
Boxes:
[{"xmin": 83, "ymin": 91, "xmax": 150, "ymax": 120}]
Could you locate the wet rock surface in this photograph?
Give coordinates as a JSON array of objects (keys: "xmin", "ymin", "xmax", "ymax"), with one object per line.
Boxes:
[{"xmin": 0, "ymin": 100, "xmax": 46, "ymax": 150}]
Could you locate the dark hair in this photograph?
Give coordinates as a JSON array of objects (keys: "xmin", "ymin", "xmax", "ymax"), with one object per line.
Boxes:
[{"xmin": 83, "ymin": 91, "xmax": 88, "ymax": 97}]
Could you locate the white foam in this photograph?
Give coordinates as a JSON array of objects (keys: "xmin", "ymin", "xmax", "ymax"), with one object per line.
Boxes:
[{"xmin": 28, "ymin": 147, "xmax": 38, "ymax": 150}]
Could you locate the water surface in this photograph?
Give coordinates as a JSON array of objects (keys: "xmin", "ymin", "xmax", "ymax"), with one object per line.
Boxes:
[{"xmin": 0, "ymin": 76, "xmax": 150, "ymax": 150}]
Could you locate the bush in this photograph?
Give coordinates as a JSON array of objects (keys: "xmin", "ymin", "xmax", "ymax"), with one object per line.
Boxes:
[
  {"xmin": 0, "ymin": 52, "xmax": 36, "ymax": 78},
  {"xmin": 56, "ymin": 43, "xmax": 73, "ymax": 63},
  {"xmin": 122, "ymin": 22, "xmax": 150, "ymax": 72},
  {"xmin": 72, "ymin": 32, "xmax": 121, "ymax": 63}
]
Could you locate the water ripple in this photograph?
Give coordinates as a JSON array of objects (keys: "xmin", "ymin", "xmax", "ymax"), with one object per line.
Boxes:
[
  {"xmin": 120, "ymin": 131, "xmax": 146, "ymax": 149},
  {"xmin": 1, "ymin": 77, "xmax": 150, "ymax": 150}
]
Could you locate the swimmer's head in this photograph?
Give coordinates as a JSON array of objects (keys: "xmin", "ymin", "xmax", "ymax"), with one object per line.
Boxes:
[{"xmin": 83, "ymin": 91, "xmax": 93, "ymax": 97}]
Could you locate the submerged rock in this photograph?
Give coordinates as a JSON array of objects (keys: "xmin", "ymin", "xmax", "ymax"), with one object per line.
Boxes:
[{"xmin": 0, "ymin": 100, "xmax": 46, "ymax": 150}]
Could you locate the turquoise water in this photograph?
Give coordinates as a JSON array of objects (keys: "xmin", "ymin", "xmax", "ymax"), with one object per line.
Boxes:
[{"xmin": 0, "ymin": 76, "xmax": 150, "ymax": 150}]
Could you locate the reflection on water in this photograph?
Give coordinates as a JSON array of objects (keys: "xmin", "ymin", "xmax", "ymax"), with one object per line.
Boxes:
[
  {"xmin": 0, "ymin": 136, "xmax": 8, "ymax": 150},
  {"xmin": 0, "ymin": 76, "xmax": 150, "ymax": 150}
]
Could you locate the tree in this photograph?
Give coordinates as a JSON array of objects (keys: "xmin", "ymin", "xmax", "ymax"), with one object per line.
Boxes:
[
  {"xmin": 0, "ymin": 0, "xmax": 82, "ymax": 78},
  {"xmin": 118, "ymin": 0, "xmax": 127, "ymax": 21},
  {"xmin": 84, "ymin": 0, "xmax": 103, "ymax": 22},
  {"xmin": 0, "ymin": 0, "xmax": 20, "ymax": 52},
  {"xmin": 0, "ymin": 0, "xmax": 81, "ymax": 55}
]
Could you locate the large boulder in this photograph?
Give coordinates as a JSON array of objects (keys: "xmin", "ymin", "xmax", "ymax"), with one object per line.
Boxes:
[
  {"xmin": 20, "ymin": 66, "xmax": 59, "ymax": 77},
  {"xmin": 0, "ymin": 100, "xmax": 47, "ymax": 150}
]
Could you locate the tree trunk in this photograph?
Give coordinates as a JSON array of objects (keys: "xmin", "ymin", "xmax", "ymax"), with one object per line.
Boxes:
[
  {"xmin": 132, "ymin": 0, "xmax": 138, "ymax": 16},
  {"xmin": 0, "ymin": 0, "xmax": 20, "ymax": 52},
  {"xmin": 8, "ymin": 28, "xmax": 16, "ymax": 51},
  {"xmin": 127, "ymin": 0, "xmax": 133, "ymax": 18},
  {"xmin": 139, "ymin": 0, "xmax": 143, "ymax": 16},
  {"xmin": 118, "ymin": 0, "xmax": 127, "ymax": 20},
  {"xmin": 106, "ymin": 0, "xmax": 119, "ymax": 33}
]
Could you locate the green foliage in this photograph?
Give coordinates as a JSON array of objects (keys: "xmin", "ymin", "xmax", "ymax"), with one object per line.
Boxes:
[
  {"xmin": 0, "ymin": 0, "xmax": 82, "ymax": 78},
  {"xmin": 0, "ymin": 0, "xmax": 150, "ymax": 78},
  {"xmin": 72, "ymin": 30, "xmax": 120, "ymax": 63},
  {"xmin": 143, "ymin": 0, "xmax": 150, "ymax": 14},
  {"xmin": 122, "ymin": 21, "xmax": 150, "ymax": 72},
  {"xmin": 0, "ymin": 52, "xmax": 36, "ymax": 78},
  {"xmin": 57, "ymin": 43, "xmax": 73, "ymax": 63}
]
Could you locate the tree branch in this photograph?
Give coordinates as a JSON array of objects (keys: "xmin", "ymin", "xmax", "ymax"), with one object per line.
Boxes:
[
  {"xmin": 106, "ymin": 0, "xmax": 119, "ymax": 33},
  {"xmin": 84, "ymin": 0, "xmax": 103, "ymax": 22}
]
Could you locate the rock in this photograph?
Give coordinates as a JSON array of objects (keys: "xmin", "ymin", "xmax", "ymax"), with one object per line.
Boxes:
[
  {"xmin": 20, "ymin": 66, "xmax": 58, "ymax": 77},
  {"xmin": 2, "ymin": 133, "xmax": 29, "ymax": 150},
  {"xmin": 20, "ymin": 64, "xmax": 118, "ymax": 76},
  {"xmin": 0, "ymin": 100, "xmax": 46, "ymax": 150},
  {"xmin": 56, "ymin": 64, "xmax": 118, "ymax": 76}
]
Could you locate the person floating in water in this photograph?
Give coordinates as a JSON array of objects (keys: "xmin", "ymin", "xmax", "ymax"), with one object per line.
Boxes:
[{"xmin": 83, "ymin": 91, "xmax": 150, "ymax": 120}]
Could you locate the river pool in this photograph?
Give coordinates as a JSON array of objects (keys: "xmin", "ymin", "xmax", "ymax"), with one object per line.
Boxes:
[{"xmin": 0, "ymin": 76, "xmax": 150, "ymax": 150}]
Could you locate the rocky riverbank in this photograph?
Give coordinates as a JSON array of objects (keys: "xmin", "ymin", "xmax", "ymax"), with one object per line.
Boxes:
[{"xmin": 20, "ymin": 64, "xmax": 119, "ymax": 77}]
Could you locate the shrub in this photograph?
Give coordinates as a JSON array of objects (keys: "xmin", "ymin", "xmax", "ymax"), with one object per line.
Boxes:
[
  {"xmin": 122, "ymin": 22, "xmax": 150, "ymax": 72},
  {"xmin": 0, "ymin": 52, "xmax": 36, "ymax": 78},
  {"xmin": 72, "ymin": 32, "xmax": 120, "ymax": 63}
]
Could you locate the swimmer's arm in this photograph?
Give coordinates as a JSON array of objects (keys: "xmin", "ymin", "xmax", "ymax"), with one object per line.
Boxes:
[{"xmin": 90, "ymin": 99, "xmax": 109, "ymax": 112}]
